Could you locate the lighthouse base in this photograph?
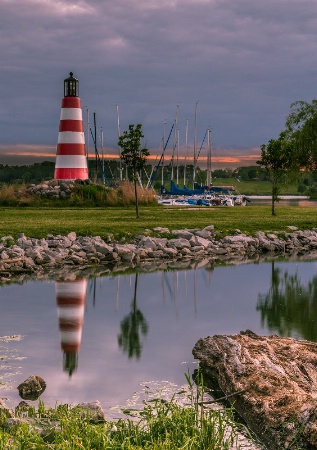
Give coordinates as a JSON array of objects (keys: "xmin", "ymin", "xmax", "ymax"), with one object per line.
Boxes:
[{"xmin": 54, "ymin": 168, "xmax": 89, "ymax": 180}]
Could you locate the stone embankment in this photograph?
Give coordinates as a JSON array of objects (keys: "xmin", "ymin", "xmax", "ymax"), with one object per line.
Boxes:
[
  {"xmin": 26, "ymin": 178, "xmax": 91, "ymax": 199},
  {"xmin": 1, "ymin": 225, "xmax": 317, "ymax": 283}
]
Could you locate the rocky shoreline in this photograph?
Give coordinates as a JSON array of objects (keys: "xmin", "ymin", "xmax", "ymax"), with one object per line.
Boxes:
[{"xmin": 1, "ymin": 224, "xmax": 317, "ymax": 283}]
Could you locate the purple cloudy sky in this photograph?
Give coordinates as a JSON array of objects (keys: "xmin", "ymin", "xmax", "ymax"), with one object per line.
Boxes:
[{"xmin": 0, "ymin": 0, "xmax": 316, "ymax": 167}]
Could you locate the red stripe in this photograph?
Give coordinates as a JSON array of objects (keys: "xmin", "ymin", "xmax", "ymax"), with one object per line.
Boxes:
[
  {"xmin": 56, "ymin": 144, "xmax": 86, "ymax": 155},
  {"xmin": 54, "ymin": 168, "xmax": 89, "ymax": 180},
  {"xmin": 61, "ymin": 344, "xmax": 80, "ymax": 352},
  {"xmin": 59, "ymin": 322, "xmax": 83, "ymax": 330},
  {"xmin": 57, "ymin": 297, "xmax": 85, "ymax": 306},
  {"xmin": 59, "ymin": 120, "xmax": 84, "ymax": 132},
  {"xmin": 62, "ymin": 97, "xmax": 82, "ymax": 108}
]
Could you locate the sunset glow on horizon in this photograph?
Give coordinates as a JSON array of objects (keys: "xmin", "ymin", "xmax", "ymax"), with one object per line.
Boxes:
[{"xmin": 0, "ymin": 144, "xmax": 261, "ymax": 169}]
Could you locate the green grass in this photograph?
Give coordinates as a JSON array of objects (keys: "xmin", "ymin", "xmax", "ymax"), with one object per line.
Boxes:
[
  {"xmin": 0, "ymin": 377, "xmax": 242, "ymax": 449},
  {"xmin": 0, "ymin": 205, "xmax": 316, "ymax": 241},
  {"xmin": 212, "ymin": 178, "xmax": 300, "ymax": 195}
]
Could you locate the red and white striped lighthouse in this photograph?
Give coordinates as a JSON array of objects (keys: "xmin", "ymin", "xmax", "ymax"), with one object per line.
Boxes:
[
  {"xmin": 54, "ymin": 72, "xmax": 89, "ymax": 180},
  {"xmin": 55, "ymin": 278, "xmax": 87, "ymax": 376}
]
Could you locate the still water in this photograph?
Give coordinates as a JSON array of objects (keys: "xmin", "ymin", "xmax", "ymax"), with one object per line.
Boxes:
[
  {"xmin": 1, "ymin": 257, "xmax": 317, "ymax": 415},
  {"xmin": 248, "ymin": 196, "xmax": 317, "ymax": 207}
]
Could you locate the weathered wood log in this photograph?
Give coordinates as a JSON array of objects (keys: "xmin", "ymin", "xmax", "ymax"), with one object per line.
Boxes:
[{"xmin": 193, "ymin": 330, "xmax": 317, "ymax": 449}]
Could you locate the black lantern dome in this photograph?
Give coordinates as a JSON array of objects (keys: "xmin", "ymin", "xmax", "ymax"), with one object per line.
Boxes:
[{"xmin": 64, "ymin": 72, "xmax": 79, "ymax": 97}]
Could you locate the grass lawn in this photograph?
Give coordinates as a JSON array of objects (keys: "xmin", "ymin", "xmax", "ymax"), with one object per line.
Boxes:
[
  {"xmin": 0, "ymin": 205, "xmax": 316, "ymax": 240},
  {"xmin": 211, "ymin": 177, "xmax": 300, "ymax": 195}
]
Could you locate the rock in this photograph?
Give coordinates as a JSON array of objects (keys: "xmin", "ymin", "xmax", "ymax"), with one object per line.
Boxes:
[
  {"xmin": 67, "ymin": 232, "xmax": 77, "ymax": 242},
  {"xmin": 4, "ymin": 418, "xmax": 24, "ymax": 430},
  {"xmin": 94, "ymin": 242, "xmax": 114, "ymax": 255},
  {"xmin": 153, "ymin": 227, "xmax": 170, "ymax": 234},
  {"xmin": 192, "ymin": 330, "xmax": 317, "ymax": 449},
  {"xmin": 17, "ymin": 375, "xmax": 46, "ymax": 400},
  {"xmin": 171, "ymin": 229, "xmax": 194, "ymax": 240},
  {"xmin": 163, "ymin": 247, "xmax": 178, "ymax": 257},
  {"xmin": 189, "ymin": 235, "xmax": 211, "ymax": 249},
  {"xmin": 195, "ymin": 229, "xmax": 212, "ymax": 239},
  {"xmin": 167, "ymin": 238, "xmax": 191, "ymax": 250},
  {"xmin": 74, "ymin": 400, "xmax": 106, "ymax": 423},
  {"xmin": 202, "ymin": 225, "xmax": 215, "ymax": 232},
  {"xmin": 137, "ymin": 236, "xmax": 157, "ymax": 250}
]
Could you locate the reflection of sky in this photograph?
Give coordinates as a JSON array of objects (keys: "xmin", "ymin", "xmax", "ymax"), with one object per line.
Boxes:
[{"xmin": 1, "ymin": 259, "xmax": 317, "ymax": 413}]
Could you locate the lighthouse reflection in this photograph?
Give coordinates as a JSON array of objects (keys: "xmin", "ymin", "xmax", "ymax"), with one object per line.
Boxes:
[{"xmin": 55, "ymin": 279, "xmax": 87, "ymax": 377}]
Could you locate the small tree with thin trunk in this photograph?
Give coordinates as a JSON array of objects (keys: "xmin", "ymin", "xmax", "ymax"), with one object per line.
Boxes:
[
  {"xmin": 257, "ymin": 133, "xmax": 296, "ymax": 216},
  {"xmin": 118, "ymin": 124, "xmax": 149, "ymax": 218}
]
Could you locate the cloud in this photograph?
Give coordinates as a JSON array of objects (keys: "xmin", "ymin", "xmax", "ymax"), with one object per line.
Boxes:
[{"xmin": 0, "ymin": 0, "xmax": 316, "ymax": 166}]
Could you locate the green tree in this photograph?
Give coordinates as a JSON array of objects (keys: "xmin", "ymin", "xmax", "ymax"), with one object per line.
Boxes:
[
  {"xmin": 118, "ymin": 124, "xmax": 149, "ymax": 218},
  {"xmin": 257, "ymin": 133, "xmax": 296, "ymax": 216},
  {"xmin": 285, "ymin": 100, "xmax": 317, "ymax": 171}
]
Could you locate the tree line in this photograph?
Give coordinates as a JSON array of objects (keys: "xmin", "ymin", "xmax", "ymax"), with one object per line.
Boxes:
[{"xmin": 0, "ymin": 160, "xmax": 267, "ymax": 185}]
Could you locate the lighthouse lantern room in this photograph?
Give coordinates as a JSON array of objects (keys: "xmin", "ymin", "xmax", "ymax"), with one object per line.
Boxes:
[
  {"xmin": 54, "ymin": 72, "xmax": 89, "ymax": 181},
  {"xmin": 64, "ymin": 72, "xmax": 79, "ymax": 97}
]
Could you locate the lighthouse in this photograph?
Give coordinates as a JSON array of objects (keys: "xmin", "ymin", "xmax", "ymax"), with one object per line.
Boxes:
[
  {"xmin": 55, "ymin": 278, "xmax": 87, "ymax": 376},
  {"xmin": 54, "ymin": 72, "xmax": 89, "ymax": 180}
]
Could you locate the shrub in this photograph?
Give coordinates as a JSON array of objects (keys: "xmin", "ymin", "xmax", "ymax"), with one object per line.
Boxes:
[{"xmin": 0, "ymin": 181, "xmax": 157, "ymax": 208}]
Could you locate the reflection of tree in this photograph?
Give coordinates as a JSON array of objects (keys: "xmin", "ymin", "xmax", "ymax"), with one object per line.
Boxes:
[
  {"xmin": 257, "ymin": 262, "xmax": 317, "ymax": 342},
  {"xmin": 118, "ymin": 273, "xmax": 148, "ymax": 359}
]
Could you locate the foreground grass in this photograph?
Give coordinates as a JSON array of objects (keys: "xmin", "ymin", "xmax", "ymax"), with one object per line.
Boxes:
[
  {"xmin": 0, "ymin": 384, "xmax": 241, "ymax": 450},
  {"xmin": 0, "ymin": 205, "xmax": 316, "ymax": 241},
  {"xmin": 0, "ymin": 403, "xmax": 237, "ymax": 449}
]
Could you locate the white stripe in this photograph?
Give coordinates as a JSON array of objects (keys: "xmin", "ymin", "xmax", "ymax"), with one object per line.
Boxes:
[
  {"xmin": 60, "ymin": 330, "xmax": 83, "ymax": 344},
  {"xmin": 60, "ymin": 108, "xmax": 83, "ymax": 121},
  {"xmin": 57, "ymin": 306, "xmax": 85, "ymax": 321},
  {"xmin": 58, "ymin": 131, "xmax": 85, "ymax": 144},
  {"xmin": 55, "ymin": 155, "xmax": 88, "ymax": 169},
  {"xmin": 56, "ymin": 281, "xmax": 87, "ymax": 296}
]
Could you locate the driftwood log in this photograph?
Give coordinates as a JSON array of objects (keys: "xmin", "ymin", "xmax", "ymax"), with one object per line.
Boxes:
[{"xmin": 193, "ymin": 330, "xmax": 317, "ymax": 449}]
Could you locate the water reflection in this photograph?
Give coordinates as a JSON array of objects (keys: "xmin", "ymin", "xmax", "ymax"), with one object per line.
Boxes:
[
  {"xmin": 257, "ymin": 261, "xmax": 317, "ymax": 341},
  {"xmin": 3, "ymin": 258, "xmax": 317, "ymax": 412},
  {"xmin": 55, "ymin": 279, "xmax": 87, "ymax": 376},
  {"xmin": 117, "ymin": 273, "xmax": 148, "ymax": 359}
]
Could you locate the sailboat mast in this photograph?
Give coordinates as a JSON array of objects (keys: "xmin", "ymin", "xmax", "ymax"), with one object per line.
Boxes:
[
  {"xmin": 162, "ymin": 120, "xmax": 166, "ymax": 186},
  {"xmin": 86, "ymin": 107, "xmax": 90, "ymax": 161},
  {"xmin": 101, "ymin": 127, "xmax": 105, "ymax": 179},
  {"xmin": 176, "ymin": 128, "xmax": 179, "ymax": 185},
  {"xmin": 116, "ymin": 104, "xmax": 123, "ymax": 181},
  {"xmin": 207, "ymin": 128, "xmax": 212, "ymax": 186},
  {"xmin": 184, "ymin": 118, "xmax": 188, "ymax": 186},
  {"xmin": 193, "ymin": 101, "xmax": 198, "ymax": 187},
  {"xmin": 171, "ymin": 105, "xmax": 179, "ymax": 181}
]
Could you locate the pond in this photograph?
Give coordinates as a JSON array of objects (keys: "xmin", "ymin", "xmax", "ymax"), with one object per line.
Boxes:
[{"xmin": 1, "ymin": 256, "xmax": 317, "ymax": 417}]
